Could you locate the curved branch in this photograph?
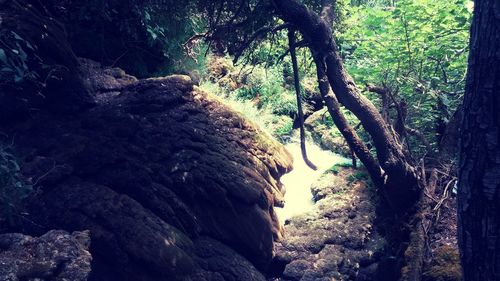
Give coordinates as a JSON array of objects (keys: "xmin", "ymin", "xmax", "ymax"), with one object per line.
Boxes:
[
  {"xmin": 233, "ymin": 23, "xmax": 291, "ymax": 63},
  {"xmin": 313, "ymin": 54, "xmax": 383, "ymax": 187},
  {"xmin": 288, "ymin": 28, "xmax": 317, "ymax": 170}
]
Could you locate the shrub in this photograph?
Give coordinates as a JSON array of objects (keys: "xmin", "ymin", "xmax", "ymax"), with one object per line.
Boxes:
[
  {"xmin": 327, "ymin": 161, "xmax": 354, "ymax": 175},
  {"xmin": 272, "ymin": 116, "xmax": 294, "ymax": 140},
  {"xmin": 42, "ymin": 0, "xmax": 200, "ymax": 77},
  {"xmin": 347, "ymin": 171, "xmax": 369, "ymax": 184},
  {"xmin": 0, "ymin": 146, "xmax": 31, "ymax": 227},
  {"xmin": 327, "ymin": 165, "xmax": 341, "ymax": 175}
]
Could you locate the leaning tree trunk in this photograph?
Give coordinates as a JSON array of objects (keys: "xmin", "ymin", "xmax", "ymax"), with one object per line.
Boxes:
[
  {"xmin": 272, "ymin": 0, "xmax": 420, "ymax": 211},
  {"xmin": 313, "ymin": 54, "xmax": 383, "ymax": 187},
  {"xmin": 458, "ymin": 0, "xmax": 500, "ymax": 280},
  {"xmin": 271, "ymin": 1, "xmax": 427, "ymax": 280}
]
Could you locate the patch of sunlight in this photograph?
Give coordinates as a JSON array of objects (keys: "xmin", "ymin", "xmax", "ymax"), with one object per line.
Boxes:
[
  {"xmin": 466, "ymin": 1, "xmax": 474, "ymax": 13},
  {"xmin": 275, "ymin": 131, "xmax": 350, "ymax": 222}
]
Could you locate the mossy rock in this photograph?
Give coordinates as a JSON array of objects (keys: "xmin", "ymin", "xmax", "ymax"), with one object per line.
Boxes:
[{"xmin": 304, "ymin": 109, "xmax": 351, "ymax": 156}]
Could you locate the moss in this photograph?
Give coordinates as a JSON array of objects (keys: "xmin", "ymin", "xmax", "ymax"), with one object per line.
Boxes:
[
  {"xmin": 347, "ymin": 171, "xmax": 369, "ymax": 184},
  {"xmin": 327, "ymin": 165, "xmax": 341, "ymax": 175},
  {"xmin": 327, "ymin": 161, "xmax": 354, "ymax": 175},
  {"xmin": 273, "ymin": 116, "xmax": 294, "ymax": 139},
  {"xmin": 336, "ymin": 161, "xmax": 353, "ymax": 168},
  {"xmin": 423, "ymin": 245, "xmax": 462, "ymax": 281}
]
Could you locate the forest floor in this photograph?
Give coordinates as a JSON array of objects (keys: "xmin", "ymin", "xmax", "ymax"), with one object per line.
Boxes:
[{"xmin": 422, "ymin": 189, "xmax": 462, "ymax": 281}]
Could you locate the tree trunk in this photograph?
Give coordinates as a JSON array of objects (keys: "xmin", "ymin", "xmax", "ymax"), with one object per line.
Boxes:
[
  {"xmin": 313, "ymin": 54, "xmax": 383, "ymax": 187},
  {"xmin": 271, "ymin": 1, "xmax": 427, "ymax": 280},
  {"xmin": 458, "ymin": 0, "xmax": 500, "ymax": 280}
]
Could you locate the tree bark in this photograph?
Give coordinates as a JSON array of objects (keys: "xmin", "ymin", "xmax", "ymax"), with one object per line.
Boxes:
[
  {"xmin": 458, "ymin": 0, "xmax": 500, "ymax": 280},
  {"xmin": 367, "ymin": 84, "xmax": 391, "ymax": 124},
  {"xmin": 313, "ymin": 54, "xmax": 383, "ymax": 187}
]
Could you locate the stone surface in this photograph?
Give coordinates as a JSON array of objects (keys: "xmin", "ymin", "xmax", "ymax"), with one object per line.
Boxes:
[
  {"xmin": 272, "ymin": 168, "xmax": 386, "ymax": 281},
  {"xmin": 304, "ymin": 109, "xmax": 351, "ymax": 157},
  {"xmin": 0, "ymin": 230, "xmax": 92, "ymax": 281},
  {"xmin": 2, "ymin": 71, "xmax": 292, "ymax": 280}
]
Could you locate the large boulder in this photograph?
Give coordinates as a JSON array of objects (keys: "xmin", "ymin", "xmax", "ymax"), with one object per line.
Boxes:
[
  {"xmin": 3, "ymin": 71, "xmax": 292, "ymax": 280},
  {"xmin": 0, "ymin": 230, "xmax": 92, "ymax": 281}
]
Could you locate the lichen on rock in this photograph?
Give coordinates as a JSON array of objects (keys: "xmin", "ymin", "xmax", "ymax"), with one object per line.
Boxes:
[{"xmin": 0, "ymin": 230, "xmax": 92, "ymax": 281}]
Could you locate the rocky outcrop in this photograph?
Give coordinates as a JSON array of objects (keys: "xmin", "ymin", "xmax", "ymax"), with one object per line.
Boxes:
[
  {"xmin": 2, "ymin": 68, "xmax": 292, "ymax": 280},
  {"xmin": 272, "ymin": 168, "xmax": 386, "ymax": 281},
  {"xmin": 0, "ymin": 230, "xmax": 92, "ymax": 280}
]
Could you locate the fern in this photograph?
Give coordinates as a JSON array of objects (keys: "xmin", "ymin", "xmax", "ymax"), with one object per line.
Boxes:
[{"xmin": 0, "ymin": 146, "xmax": 31, "ymax": 227}]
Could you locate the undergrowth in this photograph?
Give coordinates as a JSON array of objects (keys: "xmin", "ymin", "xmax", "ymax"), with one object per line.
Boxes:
[
  {"xmin": 200, "ymin": 56, "xmax": 297, "ymax": 141},
  {"xmin": 0, "ymin": 145, "xmax": 31, "ymax": 228}
]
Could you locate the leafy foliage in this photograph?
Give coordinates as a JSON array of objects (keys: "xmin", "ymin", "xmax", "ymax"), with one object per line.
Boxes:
[
  {"xmin": 200, "ymin": 56, "xmax": 298, "ymax": 139},
  {"xmin": 0, "ymin": 145, "xmax": 31, "ymax": 227},
  {"xmin": 339, "ymin": 0, "xmax": 472, "ymax": 154},
  {"xmin": 0, "ymin": 30, "xmax": 45, "ymax": 93}
]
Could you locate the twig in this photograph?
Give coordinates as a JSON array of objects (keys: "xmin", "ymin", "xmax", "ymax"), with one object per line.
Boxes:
[{"xmin": 32, "ymin": 160, "xmax": 58, "ymax": 187}]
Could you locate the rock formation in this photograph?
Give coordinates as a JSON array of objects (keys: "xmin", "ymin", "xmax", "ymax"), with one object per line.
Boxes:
[
  {"xmin": 1, "ymin": 65, "xmax": 292, "ymax": 280},
  {"xmin": 0, "ymin": 230, "xmax": 92, "ymax": 280},
  {"xmin": 0, "ymin": 2, "xmax": 295, "ymax": 280},
  {"xmin": 272, "ymin": 168, "xmax": 385, "ymax": 281},
  {"xmin": 0, "ymin": 0, "xmax": 94, "ymax": 122}
]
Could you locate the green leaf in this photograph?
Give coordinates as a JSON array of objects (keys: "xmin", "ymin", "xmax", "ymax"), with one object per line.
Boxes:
[{"xmin": 0, "ymin": 49, "xmax": 7, "ymax": 64}]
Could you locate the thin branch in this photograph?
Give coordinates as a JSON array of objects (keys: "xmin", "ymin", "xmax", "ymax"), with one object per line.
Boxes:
[
  {"xmin": 233, "ymin": 23, "xmax": 291, "ymax": 63},
  {"xmin": 277, "ymin": 39, "xmax": 308, "ymax": 62},
  {"xmin": 289, "ymin": 28, "xmax": 317, "ymax": 170}
]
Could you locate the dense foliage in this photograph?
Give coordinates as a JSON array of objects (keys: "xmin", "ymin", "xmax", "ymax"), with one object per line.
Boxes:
[
  {"xmin": 199, "ymin": 0, "xmax": 471, "ymax": 161},
  {"xmin": 0, "ymin": 145, "xmax": 31, "ymax": 227},
  {"xmin": 339, "ymin": 0, "xmax": 471, "ymax": 153},
  {"xmin": 41, "ymin": 0, "xmax": 202, "ymax": 77}
]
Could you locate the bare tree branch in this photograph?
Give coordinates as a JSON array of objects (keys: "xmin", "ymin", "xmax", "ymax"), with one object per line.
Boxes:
[{"xmin": 233, "ymin": 23, "xmax": 291, "ymax": 63}]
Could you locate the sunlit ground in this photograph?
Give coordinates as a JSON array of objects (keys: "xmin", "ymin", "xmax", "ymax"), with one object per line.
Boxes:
[{"xmin": 275, "ymin": 136, "xmax": 350, "ymax": 222}]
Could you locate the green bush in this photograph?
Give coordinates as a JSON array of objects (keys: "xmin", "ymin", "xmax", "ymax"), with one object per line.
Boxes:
[
  {"xmin": 327, "ymin": 165, "xmax": 341, "ymax": 175},
  {"xmin": 327, "ymin": 161, "xmax": 354, "ymax": 175},
  {"xmin": 272, "ymin": 116, "xmax": 294, "ymax": 140},
  {"xmin": 201, "ymin": 57, "xmax": 299, "ymax": 139},
  {"xmin": 347, "ymin": 171, "xmax": 370, "ymax": 184},
  {"xmin": 42, "ymin": 0, "xmax": 200, "ymax": 77}
]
